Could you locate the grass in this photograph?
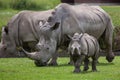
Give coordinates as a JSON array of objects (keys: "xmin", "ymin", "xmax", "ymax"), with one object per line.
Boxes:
[
  {"xmin": 0, "ymin": 56, "xmax": 120, "ymax": 80},
  {"xmin": 0, "ymin": 0, "xmax": 60, "ymax": 10},
  {"xmin": 102, "ymin": 6, "xmax": 120, "ymax": 27}
]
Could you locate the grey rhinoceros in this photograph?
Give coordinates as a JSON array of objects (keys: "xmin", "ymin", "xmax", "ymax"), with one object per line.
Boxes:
[
  {"xmin": 19, "ymin": 3, "xmax": 115, "ymax": 66},
  {"xmin": 68, "ymin": 33, "xmax": 100, "ymax": 73},
  {"xmin": 0, "ymin": 10, "xmax": 53, "ymax": 57}
]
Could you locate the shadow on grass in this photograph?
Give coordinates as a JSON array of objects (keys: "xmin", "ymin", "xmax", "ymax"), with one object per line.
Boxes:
[
  {"xmin": 50, "ymin": 62, "xmax": 115, "ymax": 67},
  {"xmin": 70, "ymin": 70, "xmax": 100, "ymax": 74},
  {"xmin": 34, "ymin": 62, "xmax": 114, "ymax": 68},
  {"xmin": 47, "ymin": 63, "xmax": 72, "ymax": 67},
  {"xmin": 97, "ymin": 62, "xmax": 114, "ymax": 66},
  {"xmin": 58, "ymin": 63, "xmax": 72, "ymax": 67}
]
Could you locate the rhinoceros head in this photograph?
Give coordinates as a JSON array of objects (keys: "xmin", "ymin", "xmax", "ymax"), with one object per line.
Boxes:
[
  {"xmin": 0, "ymin": 26, "xmax": 16, "ymax": 57},
  {"xmin": 24, "ymin": 37, "xmax": 57, "ymax": 66},
  {"xmin": 68, "ymin": 33, "xmax": 83, "ymax": 56}
]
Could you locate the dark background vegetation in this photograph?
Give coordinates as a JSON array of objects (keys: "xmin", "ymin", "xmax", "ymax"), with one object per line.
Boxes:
[{"xmin": 0, "ymin": 0, "xmax": 60, "ymax": 10}]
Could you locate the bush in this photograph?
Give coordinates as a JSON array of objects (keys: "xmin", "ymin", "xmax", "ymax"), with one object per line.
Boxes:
[
  {"xmin": 0, "ymin": 0, "xmax": 60, "ymax": 10},
  {"xmin": 11, "ymin": 0, "xmax": 40, "ymax": 10},
  {"xmin": 12, "ymin": 0, "xmax": 28, "ymax": 10}
]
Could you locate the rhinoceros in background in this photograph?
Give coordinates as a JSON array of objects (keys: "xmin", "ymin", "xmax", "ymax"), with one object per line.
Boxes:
[
  {"xmin": 17, "ymin": 3, "xmax": 115, "ymax": 66},
  {"xmin": 0, "ymin": 10, "xmax": 53, "ymax": 57},
  {"xmin": 68, "ymin": 33, "xmax": 100, "ymax": 73}
]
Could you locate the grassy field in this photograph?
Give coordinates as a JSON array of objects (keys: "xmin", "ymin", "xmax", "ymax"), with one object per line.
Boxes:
[
  {"xmin": 0, "ymin": 0, "xmax": 60, "ymax": 10},
  {"xmin": 0, "ymin": 56, "xmax": 120, "ymax": 80},
  {"xmin": 102, "ymin": 6, "xmax": 120, "ymax": 27}
]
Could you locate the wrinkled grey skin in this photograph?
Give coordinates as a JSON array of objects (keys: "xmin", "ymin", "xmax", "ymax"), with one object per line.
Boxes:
[
  {"xmin": 35, "ymin": 3, "xmax": 114, "ymax": 66},
  {"xmin": 0, "ymin": 10, "xmax": 53, "ymax": 58},
  {"xmin": 18, "ymin": 46, "xmax": 56, "ymax": 66},
  {"xmin": 68, "ymin": 33, "xmax": 100, "ymax": 73}
]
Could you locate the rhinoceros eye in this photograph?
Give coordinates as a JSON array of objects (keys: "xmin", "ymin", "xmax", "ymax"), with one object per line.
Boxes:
[{"xmin": 46, "ymin": 47, "xmax": 49, "ymax": 50}]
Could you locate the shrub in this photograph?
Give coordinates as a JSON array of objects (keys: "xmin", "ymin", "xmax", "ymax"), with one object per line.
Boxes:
[{"xmin": 0, "ymin": 0, "xmax": 60, "ymax": 10}]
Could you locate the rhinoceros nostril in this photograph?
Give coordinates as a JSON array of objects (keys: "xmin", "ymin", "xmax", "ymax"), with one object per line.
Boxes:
[{"xmin": 74, "ymin": 48, "xmax": 78, "ymax": 53}]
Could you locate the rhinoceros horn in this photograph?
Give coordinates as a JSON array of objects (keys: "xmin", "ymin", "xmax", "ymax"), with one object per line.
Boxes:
[{"xmin": 18, "ymin": 47, "xmax": 38, "ymax": 60}]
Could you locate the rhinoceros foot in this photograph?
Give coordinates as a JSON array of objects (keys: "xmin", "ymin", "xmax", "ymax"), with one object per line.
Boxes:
[
  {"xmin": 106, "ymin": 52, "xmax": 115, "ymax": 62},
  {"xmin": 73, "ymin": 68, "xmax": 81, "ymax": 73}
]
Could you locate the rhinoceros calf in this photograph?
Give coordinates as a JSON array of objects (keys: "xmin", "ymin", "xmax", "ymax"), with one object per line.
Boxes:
[{"xmin": 68, "ymin": 33, "xmax": 100, "ymax": 73}]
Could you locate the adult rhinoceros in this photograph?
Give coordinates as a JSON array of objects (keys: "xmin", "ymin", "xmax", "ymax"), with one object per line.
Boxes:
[
  {"xmin": 22, "ymin": 3, "xmax": 115, "ymax": 66},
  {"xmin": 0, "ymin": 10, "xmax": 53, "ymax": 57}
]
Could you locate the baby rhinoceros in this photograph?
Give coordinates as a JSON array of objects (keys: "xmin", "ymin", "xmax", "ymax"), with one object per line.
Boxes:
[{"xmin": 68, "ymin": 33, "xmax": 100, "ymax": 73}]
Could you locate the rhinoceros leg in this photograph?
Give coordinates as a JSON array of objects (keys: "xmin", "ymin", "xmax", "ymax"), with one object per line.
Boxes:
[
  {"xmin": 73, "ymin": 55, "xmax": 85, "ymax": 73},
  {"xmin": 49, "ymin": 52, "xmax": 58, "ymax": 66},
  {"xmin": 91, "ymin": 57, "xmax": 98, "ymax": 72},
  {"xmin": 105, "ymin": 22, "xmax": 115, "ymax": 62},
  {"xmin": 106, "ymin": 39, "xmax": 115, "ymax": 62},
  {"xmin": 83, "ymin": 57, "xmax": 89, "ymax": 71},
  {"xmin": 68, "ymin": 56, "xmax": 74, "ymax": 65}
]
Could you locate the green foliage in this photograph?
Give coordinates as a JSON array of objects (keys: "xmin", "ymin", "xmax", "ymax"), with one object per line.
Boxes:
[
  {"xmin": 0, "ymin": 9, "xmax": 18, "ymax": 38},
  {"xmin": 0, "ymin": 57, "xmax": 120, "ymax": 80},
  {"xmin": 0, "ymin": 0, "xmax": 60, "ymax": 10},
  {"xmin": 102, "ymin": 6, "xmax": 120, "ymax": 27}
]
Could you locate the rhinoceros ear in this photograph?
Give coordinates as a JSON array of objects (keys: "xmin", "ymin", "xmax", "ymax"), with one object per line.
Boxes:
[
  {"xmin": 38, "ymin": 20, "xmax": 46, "ymax": 27},
  {"xmin": 50, "ymin": 22, "xmax": 60, "ymax": 31},
  {"xmin": 67, "ymin": 35, "xmax": 72, "ymax": 40},
  {"xmin": 3, "ymin": 26, "xmax": 8, "ymax": 35},
  {"xmin": 39, "ymin": 21, "xmax": 43, "ymax": 27}
]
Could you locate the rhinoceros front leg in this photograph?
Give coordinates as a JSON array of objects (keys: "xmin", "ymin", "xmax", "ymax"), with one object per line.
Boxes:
[
  {"xmin": 73, "ymin": 55, "xmax": 85, "ymax": 73},
  {"xmin": 105, "ymin": 22, "xmax": 115, "ymax": 62},
  {"xmin": 49, "ymin": 52, "xmax": 58, "ymax": 66},
  {"xmin": 83, "ymin": 57, "xmax": 89, "ymax": 71},
  {"xmin": 105, "ymin": 33, "xmax": 115, "ymax": 62},
  {"xmin": 68, "ymin": 56, "xmax": 74, "ymax": 65},
  {"xmin": 91, "ymin": 57, "xmax": 98, "ymax": 72}
]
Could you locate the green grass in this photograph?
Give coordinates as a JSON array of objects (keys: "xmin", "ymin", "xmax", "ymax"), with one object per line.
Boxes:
[
  {"xmin": 0, "ymin": 0, "xmax": 60, "ymax": 10},
  {"xmin": 102, "ymin": 6, "xmax": 120, "ymax": 27},
  {"xmin": 0, "ymin": 9, "xmax": 18, "ymax": 38},
  {"xmin": 0, "ymin": 57, "xmax": 120, "ymax": 80}
]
